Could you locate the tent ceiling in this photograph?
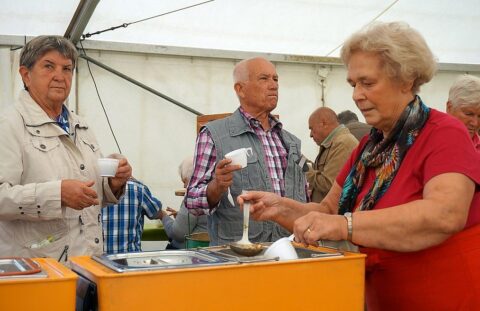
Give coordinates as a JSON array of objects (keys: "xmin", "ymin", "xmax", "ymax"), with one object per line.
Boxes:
[{"xmin": 1, "ymin": 0, "xmax": 479, "ymax": 65}]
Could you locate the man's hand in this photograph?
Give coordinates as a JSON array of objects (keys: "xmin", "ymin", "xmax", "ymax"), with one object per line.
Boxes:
[
  {"xmin": 206, "ymin": 158, "xmax": 241, "ymax": 206},
  {"xmin": 156, "ymin": 210, "xmax": 169, "ymax": 220},
  {"xmin": 61, "ymin": 179, "xmax": 99, "ymax": 210},
  {"xmin": 166, "ymin": 207, "xmax": 178, "ymax": 218}
]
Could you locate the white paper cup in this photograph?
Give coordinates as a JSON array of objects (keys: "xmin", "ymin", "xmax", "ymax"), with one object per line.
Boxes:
[
  {"xmin": 97, "ymin": 158, "xmax": 119, "ymax": 177},
  {"xmin": 264, "ymin": 237, "xmax": 298, "ymax": 261},
  {"xmin": 225, "ymin": 147, "xmax": 253, "ymax": 168}
]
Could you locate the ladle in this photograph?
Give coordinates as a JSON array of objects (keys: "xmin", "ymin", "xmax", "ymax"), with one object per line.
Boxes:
[{"xmin": 229, "ymin": 194, "xmax": 263, "ymax": 256}]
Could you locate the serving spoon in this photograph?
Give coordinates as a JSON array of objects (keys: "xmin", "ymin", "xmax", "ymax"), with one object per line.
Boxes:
[{"xmin": 229, "ymin": 193, "xmax": 263, "ymax": 256}]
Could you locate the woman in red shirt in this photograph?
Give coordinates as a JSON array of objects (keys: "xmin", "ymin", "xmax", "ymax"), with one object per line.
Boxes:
[{"xmin": 239, "ymin": 22, "xmax": 480, "ymax": 311}]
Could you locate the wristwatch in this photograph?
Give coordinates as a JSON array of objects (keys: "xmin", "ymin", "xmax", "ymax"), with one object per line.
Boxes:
[{"xmin": 343, "ymin": 212, "xmax": 353, "ymax": 242}]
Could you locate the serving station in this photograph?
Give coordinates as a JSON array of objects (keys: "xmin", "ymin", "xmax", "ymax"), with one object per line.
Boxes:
[
  {"xmin": 0, "ymin": 257, "xmax": 77, "ymax": 311},
  {"xmin": 71, "ymin": 243, "xmax": 365, "ymax": 311}
]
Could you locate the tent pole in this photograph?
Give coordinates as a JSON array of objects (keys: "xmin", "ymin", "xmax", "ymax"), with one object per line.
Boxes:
[
  {"xmin": 79, "ymin": 54, "xmax": 203, "ymax": 116},
  {"xmin": 64, "ymin": 0, "xmax": 100, "ymax": 45}
]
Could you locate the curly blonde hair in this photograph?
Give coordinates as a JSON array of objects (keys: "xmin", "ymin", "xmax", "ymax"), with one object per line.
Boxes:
[{"xmin": 340, "ymin": 21, "xmax": 437, "ymax": 94}]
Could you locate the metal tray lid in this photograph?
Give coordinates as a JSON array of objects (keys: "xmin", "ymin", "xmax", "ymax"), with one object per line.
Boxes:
[
  {"xmin": 0, "ymin": 257, "xmax": 42, "ymax": 277},
  {"xmin": 92, "ymin": 250, "xmax": 238, "ymax": 273}
]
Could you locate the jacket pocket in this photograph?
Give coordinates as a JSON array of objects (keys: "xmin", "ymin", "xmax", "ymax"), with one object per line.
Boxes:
[
  {"xmin": 81, "ymin": 138, "xmax": 100, "ymax": 153},
  {"xmin": 27, "ymin": 137, "xmax": 65, "ymax": 180},
  {"xmin": 14, "ymin": 219, "xmax": 68, "ymax": 258},
  {"xmin": 246, "ymin": 151, "xmax": 258, "ymax": 165},
  {"xmin": 235, "ymin": 154, "xmax": 264, "ymax": 194},
  {"xmin": 31, "ymin": 137, "xmax": 60, "ymax": 152}
]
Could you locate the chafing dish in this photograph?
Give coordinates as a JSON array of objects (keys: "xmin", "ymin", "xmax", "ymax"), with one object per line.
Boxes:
[
  {"xmin": 0, "ymin": 257, "xmax": 47, "ymax": 279},
  {"xmin": 92, "ymin": 249, "xmax": 237, "ymax": 273},
  {"xmin": 201, "ymin": 243, "xmax": 343, "ymax": 263}
]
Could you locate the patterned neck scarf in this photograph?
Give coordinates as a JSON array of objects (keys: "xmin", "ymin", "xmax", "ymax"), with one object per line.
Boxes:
[{"xmin": 338, "ymin": 96, "xmax": 430, "ymax": 214}]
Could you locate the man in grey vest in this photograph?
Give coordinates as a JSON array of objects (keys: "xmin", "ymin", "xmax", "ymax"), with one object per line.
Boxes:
[{"xmin": 185, "ymin": 57, "xmax": 307, "ymax": 246}]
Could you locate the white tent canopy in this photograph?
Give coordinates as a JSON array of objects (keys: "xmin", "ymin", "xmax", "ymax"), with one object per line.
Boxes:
[
  {"xmin": 2, "ymin": 0, "xmax": 480, "ymax": 65},
  {"xmin": 1, "ymin": 0, "xmax": 479, "ymax": 211}
]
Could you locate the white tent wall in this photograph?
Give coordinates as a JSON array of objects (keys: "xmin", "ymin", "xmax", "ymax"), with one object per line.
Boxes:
[
  {"xmin": 70, "ymin": 48, "xmax": 475, "ymax": 218},
  {"xmin": 0, "ymin": 48, "xmax": 16, "ymax": 110},
  {"xmin": 1, "ymin": 0, "xmax": 480, "ymax": 220},
  {"xmin": 75, "ymin": 51, "xmax": 327, "ymax": 212},
  {"xmin": 1, "ymin": 39, "xmax": 478, "ymax": 217}
]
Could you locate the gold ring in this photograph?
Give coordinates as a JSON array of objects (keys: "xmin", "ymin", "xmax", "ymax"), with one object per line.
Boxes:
[{"xmin": 306, "ymin": 228, "xmax": 312, "ymax": 234}]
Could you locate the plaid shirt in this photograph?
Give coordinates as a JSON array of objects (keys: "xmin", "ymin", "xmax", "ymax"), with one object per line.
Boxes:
[
  {"xmin": 185, "ymin": 108, "xmax": 288, "ymax": 215},
  {"xmin": 102, "ymin": 179, "xmax": 162, "ymax": 254}
]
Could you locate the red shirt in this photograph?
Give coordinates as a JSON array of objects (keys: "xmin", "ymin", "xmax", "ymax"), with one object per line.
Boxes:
[
  {"xmin": 473, "ymin": 132, "xmax": 480, "ymax": 153},
  {"xmin": 336, "ymin": 109, "xmax": 480, "ymax": 311},
  {"xmin": 337, "ymin": 109, "xmax": 480, "ymax": 227}
]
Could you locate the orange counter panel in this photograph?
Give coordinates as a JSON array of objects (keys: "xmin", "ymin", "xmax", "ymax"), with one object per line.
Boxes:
[
  {"xmin": 0, "ymin": 258, "xmax": 78, "ymax": 311},
  {"xmin": 71, "ymin": 246, "xmax": 365, "ymax": 311}
]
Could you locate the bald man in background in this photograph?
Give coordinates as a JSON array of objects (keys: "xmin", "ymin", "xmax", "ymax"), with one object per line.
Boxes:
[{"xmin": 306, "ymin": 107, "xmax": 358, "ymax": 202}]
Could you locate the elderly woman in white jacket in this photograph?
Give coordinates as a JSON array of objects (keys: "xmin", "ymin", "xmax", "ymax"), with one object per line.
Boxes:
[{"xmin": 0, "ymin": 35, "xmax": 132, "ymax": 263}]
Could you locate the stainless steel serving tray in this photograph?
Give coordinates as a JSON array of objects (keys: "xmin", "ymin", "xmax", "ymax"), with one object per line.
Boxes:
[
  {"xmin": 199, "ymin": 245, "xmax": 278, "ymax": 263},
  {"xmin": 0, "ymin": 258, "xmax": 47, "ymax": 279},
  {"xmin": 93, "ymin": 250, "xmax": 238, "ymax": 273},
  {"xmin": 199, "ymin": 243, "xmax": 343, "ymax": 263}
]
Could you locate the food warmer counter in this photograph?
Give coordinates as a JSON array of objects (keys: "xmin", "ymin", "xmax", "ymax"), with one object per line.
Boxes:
[
  {"xmin": 0, "ymin": 257, "xmax": 77, "ymax": 311},
  {"xmin": 71, "ymin": 243, "xmax": 365, "ymax": 311}
]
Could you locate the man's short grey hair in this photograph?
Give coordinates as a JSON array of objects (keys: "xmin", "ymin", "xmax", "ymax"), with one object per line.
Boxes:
[
  {"xmin": 20, "ymin": 35, "xmax": 78, "ymax": 70},
  {"xmin": 178, "ymin": 156, "xmax": 194, "ymax": 183},
  {"xmin": 448, "ymin": 74, "xmax": 480, "ymax": 108},
  {"xmin": 233, "ymin": 57, "xmax": 273, "ymax": 83},
  {"xmin": 233, "ymin": 59, "xmax": 250, "ymax": 83},
  {"xmin": 337, "ymin": 110, "xmax": 359, "ymax": 124}
]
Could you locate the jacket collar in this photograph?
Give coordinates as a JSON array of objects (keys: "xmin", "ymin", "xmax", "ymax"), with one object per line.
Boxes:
[
  {"xmin": 227, "ymin": 107, "xmax": 282, "ymax": 137},
  {"xmin": 320, "ymin": 125, "xmax": 349, "ymax": 148},
  {"xmin": 15, "ymin": 90, "xmax": 87, "ymax": 137}
]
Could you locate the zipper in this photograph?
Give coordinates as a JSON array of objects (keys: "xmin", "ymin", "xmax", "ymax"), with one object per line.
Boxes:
[{"xmin": 73, "ymin": 123, "xmax": 80, "ymax": 144}]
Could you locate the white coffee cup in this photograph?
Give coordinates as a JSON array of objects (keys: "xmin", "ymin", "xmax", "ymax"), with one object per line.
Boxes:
[
  {"xmin": 264, "ymin": 237, "xmax": 298, "ymax": 261},
  {"xmin": 225, "ymin": 147, "xmax": 253, "ymax": 168},
  {"xmin": 97, "ymin": 158, "xmax": 119, "ymax": 177}
]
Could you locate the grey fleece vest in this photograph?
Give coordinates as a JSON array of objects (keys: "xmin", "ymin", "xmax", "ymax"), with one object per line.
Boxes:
[{"xmin": 205, "ymin": 109, "xmax": 307, "ymax": 246}]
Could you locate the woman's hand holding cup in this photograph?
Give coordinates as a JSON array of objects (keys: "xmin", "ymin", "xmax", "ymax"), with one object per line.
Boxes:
[{"xmin": 102, "ymin": 154, "xmax": 132, "ymax": 196}]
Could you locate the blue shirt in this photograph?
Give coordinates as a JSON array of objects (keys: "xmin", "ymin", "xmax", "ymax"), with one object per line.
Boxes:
[
  {"xmin": 55, "ymin": 105, "xmax": 70, "ymax": 133},
  {"xmin": 102, "ymin": 179, "xmax": 162, "ymax": 254}
]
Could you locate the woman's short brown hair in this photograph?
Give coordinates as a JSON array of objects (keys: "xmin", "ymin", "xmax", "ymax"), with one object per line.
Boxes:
[{"xmin": 20, "ymin": 35, "xmax": 78, "ymax": 70}]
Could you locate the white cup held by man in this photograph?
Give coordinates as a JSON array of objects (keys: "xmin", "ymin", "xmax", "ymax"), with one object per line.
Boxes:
[
  {"xmin": 264, "ymin": 237, "xmax": 298, "ymax": 261},
  {"xmin": 97, "ymin": 158, "xmax": 119, "ymax": 177},
  {"xmin": 225, "ymin": 147, "xmax": 253, "ymax": 168}
]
